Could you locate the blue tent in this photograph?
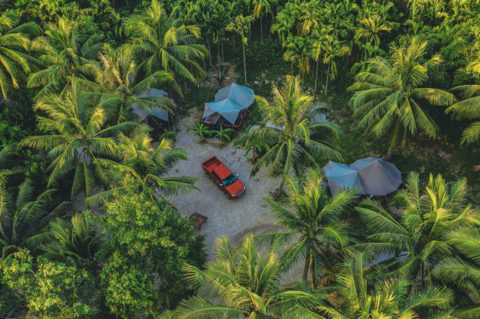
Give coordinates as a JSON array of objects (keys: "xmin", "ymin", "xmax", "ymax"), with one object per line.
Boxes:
[
  {"xmin": 215, "ymin": 82, "xmax": 255, "ymax": 107},
  {"xmin": 323, "ymin": 161, "xmax": 365, "ymax": 196},
  {"xmin": 203, "ymin": 99, "xmax": 245, "ymax": 124},
  {"xmin": 132, "ymin": 89, "xmax": 171, "ymax": 122},
  {"xmin": 350, "ymin": 157, "xmax": 402, "ymax": 196},
  {"xmin": 202, "ymin": 83, "xmax": 255, "ymax": 124}
]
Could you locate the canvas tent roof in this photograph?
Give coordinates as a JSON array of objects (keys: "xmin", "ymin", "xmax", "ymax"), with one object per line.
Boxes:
[
  {"xmin": 202, "ymin": 83, "xmax": 255, "ymax": 125},
  {"xmin": 323, "ymin": 161, "xmax": 365, "ymax": 196},
  {"xmin": 350, "ymin": 157, "xmax": 402, "ymax": 196},
  {"xmin": 204, "ymin": 98, "xmax": 246, "ymax": 125},
  {"xmin": 132, "ymin": 89, "xmax": 170, "ymax": 122},
  {"xmin": 215, "ymin": 82, "xmax": 255, "ymax": 107}
]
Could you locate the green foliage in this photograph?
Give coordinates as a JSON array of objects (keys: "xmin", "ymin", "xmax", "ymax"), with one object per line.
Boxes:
[
  {"xmin": 235, "ymin": 76, "xmax": 342, "ymax": 195},
  {"xmin": 189, "ymin": 122, "xmax": 214, "ymax": 140},
  {"xmin": 0, "ymin": 249, "xmax": 97, "ymax": 318},
  {"xmin": 212, "ymin": 126, "xmax": 234, "ymax": 145},
  {"xmin": 95, "ymin": 177, "xmax": 207, "ymax": 314},
  {"xmin": 256, "ymin": 169, "xmax": 358, "ymax": 287},
  {"xmin": 177, "ymin": 234, "xmax": 335, "ymax": 318}
]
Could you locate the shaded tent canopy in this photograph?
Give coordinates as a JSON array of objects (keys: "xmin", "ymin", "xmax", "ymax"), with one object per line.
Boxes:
[
  {"xmin": 350, "ymin": 157, "xmax": 402, "ymax": 196},
  {"xmin": 323, "ymin": 161, "xmax": 365, "ymax": 196},
  {"xmin": 132, "ymin": 89, "xmax": 172, "ymax": 122},
  {"xmin": 204, "ymin": 99, "xmax": 245, "ymax": 124},
  {"xmin": 202, "ymin": 83, "xmax": 255, "ymax": 125},
  {"xmin": 214, "ymin": 82, "xmax": 255, "ymax": 107}
]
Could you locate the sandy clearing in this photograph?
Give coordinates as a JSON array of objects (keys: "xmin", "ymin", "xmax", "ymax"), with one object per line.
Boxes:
[{"xmin": 165, "ymin": 109, "xmax": 284, "ymax": 259}]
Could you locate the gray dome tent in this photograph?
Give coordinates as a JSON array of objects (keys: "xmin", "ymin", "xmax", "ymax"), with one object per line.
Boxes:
[
  {"xmin": 202, "ymin": 83, "xmax": 255, "ymax": 125},
  {"xmin": 323, "ymin": 161, "xmax": 365, "ymax": 196},
  {"xmin": 350, "ymin": 157, "xmax": 402, "ymax": 196}
]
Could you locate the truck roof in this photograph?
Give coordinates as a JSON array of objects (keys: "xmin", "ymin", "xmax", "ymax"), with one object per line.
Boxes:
[{"xmin": 213, "ymin": 164, "xmax": 232, "ymax": 179}]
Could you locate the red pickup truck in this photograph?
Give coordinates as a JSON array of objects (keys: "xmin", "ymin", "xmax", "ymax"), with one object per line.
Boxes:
[{"xmin": 202, "ymin": 156, "xmax": 246, "ymax": 199}]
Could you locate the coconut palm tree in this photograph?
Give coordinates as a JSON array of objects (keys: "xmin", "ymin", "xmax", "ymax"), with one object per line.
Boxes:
[
  {"xmin": 348, "ymin": 39, "xmax": 456, "ymax": 158},
  {"xmin": 322, "ymin": 39, "xmax": 350, "ymax": 95},
  {"xmin": 354, "ymin": 15, "xmax": 391, "ymax": 48},
  {"xmin": 27, "ymin": 17, "xmax": 104, "ymax": 97},
  {"xmin": 19, "ymin": 79, "xmax": 138, "ymax": 200},
  {"xmin": 446, "ymin": 61, "xmax": 480, "ymax": 144},
  {"xmin": 256, "ymin": 169, "xmax": 358, "ymax": 288},
  {"xmin": 0, "ymin": 10, "xmax": 42, "ymax": 99},
  {"xmin": 0, "ymin": 183, "xmax": 67, "ymax": 252},
  {"xmin": 226, "ymin": 15, "xmax": 255, "ymax": 84},
  {"xmin": 235, "ymin": 76, "xmax": 343, "ymax": 197},
  {"xmin": 433, "ymin": 228, "xmax": 480, "ymax": 318},
  {"xmin": 355, "ymin": 172, "xmax": 480, "ymax": 289},
  {"xmin": 125, "ymin": 0, "xmax": 207, "ymax": 98},
  {"xmin": 87, "ymin": 125, "xmax": 199, "ymax": 204},
  {"xmin": 79, "ymin": 44, "xmax": 174, "ymax": 123},
  {"xmin": 318, "ymin": 250, "xmax": 456, "ymax": 319},
  {"xmin": 176, "ymin": 234, "xmax": 336, "ymax": 318},
  {"xmin": 0, "ymin": 145, "xmax": 24, "ymax": 186},
  {"xmin": 41, "ymin": 213, "xmax": 103, "ymax": 270}
]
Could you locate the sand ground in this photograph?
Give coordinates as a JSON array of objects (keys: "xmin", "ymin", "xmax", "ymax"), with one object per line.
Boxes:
[{"xmin": 165, "ymin": 109, "xmax": 286, "ymax": 259}]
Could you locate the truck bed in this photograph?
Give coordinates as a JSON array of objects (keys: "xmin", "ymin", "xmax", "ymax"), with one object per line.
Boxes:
[{"xmin": 202, "ymin": 156, "xmax": 222, "ymax": 174}]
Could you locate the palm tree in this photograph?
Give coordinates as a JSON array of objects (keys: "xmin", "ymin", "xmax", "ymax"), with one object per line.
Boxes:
[
  {"xmin": 0, "ymin": 145, "xmax": 24, "ymax": 186},
  {"xmin": 28, "ymin": 17, "xmax": 104, "ymax": 97},
  {"xmin": 311, "ymin": 25, "xmax": 333, "ymax": 93},
  {"xmin": 0, "ymin": 10, "xmax": 41, "ymax": 99},
  {"xmin": 284, "ymin": 36, "xmax": 311, "ymax": 81},
  {"xmin": 446, "ymin": 61, "xmax": 480, "ymax": 144},
  {"xmin": 235, "ymin": 76, "xmax": 343, "ymax": 197},
  {"xmin": 189, "ymin": 122, "xmax": 214, "ymax": 142},
  {"xmin": 176, "ymin": 234, "xmax": 336, "ymax": 318},
  {"xmin": 79, "ymin": 44, "xmax": 174, "ymax": 123},
  {"xmin": 433, "ymin": 228, "xmax": 480, "ymax": 318},
  {"xmin": 322, "ymin": 39, "xmax": 350, "ymax": 95},
  {"xmin": 355, "ymin": 172, "xmax": 480, "ymax": 289},
  {"xmin": 125, "ymin": 0, "xmax": 207, "ymax": 98},
  {"xmin": 226, "ymin": 15, "xmax": 255, "ymax": 84},
  {"xmin": 0, "ymin": 183, "xmax": 67, "ymax": 252},
  {"xmin": 41, "ymin": 213, "xmax": 103, "ymax": 269},
  {"xmin": 256, "ymin": 169, "xmax": 358, "ymax": 288},
  {"xmin": 252, "ymin": 0, "xmax": 275, "ymax": 42},
  {"xmin": 348, "ymin": 39, "xmax": 456, "ymax": 158},
  {"xmin": 88, "ymin": 125, "xmax": 199, "ymax": 204},
  {"xmin": 212, "ymin": 126, "xmax": 234, "ymax": 146},
  {"xmin": 354, "ymin": 15, "xmax": 391, "ymax": 48},
  {"xmin": 159, "ymin": 129, "xmax": 178, "ymax": 142},
  {"xmin": 319, "ymin": 250, "xmax": 456, "ymax": 319},
  {"xmin": 19, "ymin": 79, "xmax": 138, "ymax": 200}
]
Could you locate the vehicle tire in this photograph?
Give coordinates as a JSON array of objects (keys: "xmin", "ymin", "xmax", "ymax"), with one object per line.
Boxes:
[{"xmin": 225, "ymin": 192, "xmax": 230, "ymax": 199}]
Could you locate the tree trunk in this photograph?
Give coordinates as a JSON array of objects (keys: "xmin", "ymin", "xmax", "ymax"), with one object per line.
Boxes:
[
  {"xmin": 260, "ymin": 17, "xmax": 263, "ymax": 42},
  {"xmin": 221, "ymin": 41, "xmax": 225, "ymax": 68},
  {"xmin": 421, "ymin": 261, "xmax": 424, "ymax": 290},
  {"xmin": 314, "ymin": 60, "xmax": 319, "ymax": 93},
  {"xmin": 217, "ymin": 40, "xmax": 221, "ymax": 79},
  {"xmin": 206, "ymin": 36, "xmax": 213, "ymax": 67},
  {"xmin": 385, "ymin": 147, "xmax": 393, "ymax": 160},
  {"xmin": 303, "ymin": 251, "xmax": 310, "ymax": 281},
  {"xmin": 203, "ymin": 58, "xmax": 206, "ymax": 72},
  {"xmin": 276, "ymin": 176, "xmax": 285, "ymax": 198},
  {"xmin": 310, "ymin": 254, "xmax": 317, "ymax": 289},
  {"xmin": 325, "ymin": 71, "xmax": 329, "ymax": 95},
  {"xmin": 243, "ymin": 43, "xmax": 247, "ymax": 84}
]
